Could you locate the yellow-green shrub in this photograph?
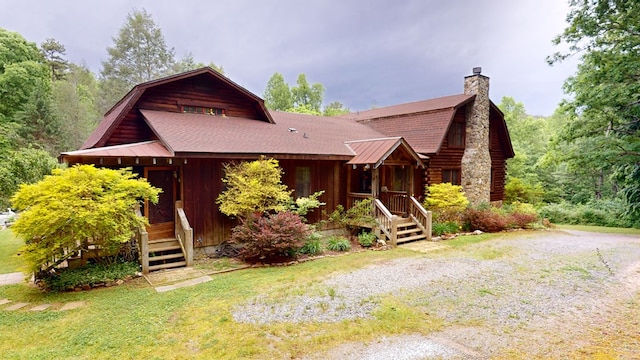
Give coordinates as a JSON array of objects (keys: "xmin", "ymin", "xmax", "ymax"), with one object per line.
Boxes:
[{"xmin": 423, "ymin": 183, "xmax": 469, "ymax": 222}]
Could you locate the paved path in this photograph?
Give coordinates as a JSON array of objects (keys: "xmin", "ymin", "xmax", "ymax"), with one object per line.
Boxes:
[{"xmin": 0, "ymin": 272, "xmax": 27, "ymax": 286}]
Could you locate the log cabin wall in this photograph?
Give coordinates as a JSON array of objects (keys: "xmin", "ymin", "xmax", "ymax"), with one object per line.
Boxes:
[
  {"xmin": 489, "ymin": 113, "xmax": 507, "ymax": 202},
  {"xmin": 423, "ymin": 107, "xmax": 466, "ymax": 189}
]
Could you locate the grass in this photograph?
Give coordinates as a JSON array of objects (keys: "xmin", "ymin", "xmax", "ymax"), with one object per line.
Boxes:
[
  {"xmin": 0, "ymin": 229, "xmax": 25, "ymax": 273},
  {"xmin": 557, "ymin": 224, "xmax": 640, "ymax": 235},
  {"xmin": 0, "ymin": 245, "xmax": 431, "ymax": 360}
]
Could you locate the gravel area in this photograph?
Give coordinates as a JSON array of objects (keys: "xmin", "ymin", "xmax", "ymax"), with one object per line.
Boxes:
[{"xmin": 232, "ymin": 229, "xmax": 640, "ymax": 358}]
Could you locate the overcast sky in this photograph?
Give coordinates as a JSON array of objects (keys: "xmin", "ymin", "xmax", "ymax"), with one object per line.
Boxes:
[{"xmin": 1, "ymin": 0, "xmax": 578, "ymax": 116}]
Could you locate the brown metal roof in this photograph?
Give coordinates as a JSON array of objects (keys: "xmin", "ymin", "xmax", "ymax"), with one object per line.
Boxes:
[
  {"xmin": 139, "ymin": 109, "xmax": 387, "ymax": 158},
  {"xmin": 345, "ymin": 137, "xmax": 425, "ymax": 169},
  {"xmin": 63, "ymin": 140, "xmax": 173, "ymax": 158}
]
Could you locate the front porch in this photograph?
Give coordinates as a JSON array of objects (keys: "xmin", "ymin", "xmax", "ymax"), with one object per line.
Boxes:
[{"xmin": 344, "ymin": 137, "xmax": 432, "ymax": 245}]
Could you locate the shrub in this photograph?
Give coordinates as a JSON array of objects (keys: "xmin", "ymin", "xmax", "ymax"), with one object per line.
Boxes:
[
  {"xmin": 424, "ymin": 183, "xmax": 469, "ymax": 223},
  {"xmin": 463, "ymin": 208, "xmax": 508, "ymax": 232},
  {"xmin": 216, "ymin": 157, "xmax": 292, "ymax": 218},
  {"xmin": 432, "ymin": 221, "xmax": 460, "ymax": 236},
  {"xmin": 538, "ymin": 200, "xmax": 631, "ymax": 227},
  {"xmin": 41, "ymin": 261, "xmax": 139, "ymax": 292},
  {"xmin": 325, "ymin": 198, "xmax": 375, "ymax": 234},
  {"xmin": 506, "ymin": 212, "xmax": 538, "ymax": 229},
  {"xmin": 326, "ymin": 236, "xmax": 351, "ymax": 251},
  {"xmin": 504, "ymin": 177, "xmax": 544, "ymax": 205},
  {"xmin": 230, "ymin": 211, "xmax": 311, "ymax": 260},
  {"xmin": 357, "ymin": 231, "xmax": 376, "ymax": 247},
  {"xmin": 11, "ymin": 165, "xmax": 160, "ymax": 274},
  {"xmin": 290, "ymin": 191, "xmax": 325, "ymax": 220},
  {"xmin": 299, "ymin": 233, "xmax": 323, "ymax": 255}
]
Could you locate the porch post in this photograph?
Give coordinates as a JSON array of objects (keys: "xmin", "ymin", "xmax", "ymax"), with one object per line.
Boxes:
[{"xmin": 372, "ymin": 167, "xmax": 380, "ymax": 198}]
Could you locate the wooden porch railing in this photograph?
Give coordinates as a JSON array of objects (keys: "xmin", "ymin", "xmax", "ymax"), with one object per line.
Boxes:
[
  {"xmin": 383, "ymin": 191, "xmax": 408, "ymax": 215},
  {"xmin": 373, "ymin": 199, "xmax": 399, "ymax": 246},
  {"xmin": 175, "ymin": 200, "xmax": 193, "ymax": 267},
  {"xmin": 347, "ymin": 192, "xmax": 372, "ymax": 209},
  {"xmin": 134, "ymin": 204, "xmax": 150, "ymax": 274},
  {"xmin": 408, "ymin": 196, "xmax": 432, "ymax": 241}
]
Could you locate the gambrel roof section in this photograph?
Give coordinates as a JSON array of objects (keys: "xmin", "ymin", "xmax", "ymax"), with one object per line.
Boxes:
[{"xmin": 81, "ymin": 67, "xmax": 273, "ymax": 149}]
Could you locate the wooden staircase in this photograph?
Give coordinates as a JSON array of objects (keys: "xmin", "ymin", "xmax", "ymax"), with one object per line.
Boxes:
[
  {"xmin": 375, "ymin": 217, "xmax": 428, "ymax": 244},
  {"xmin": 148, "ymin": 238, "xmax": 187, "ymax": 272}
]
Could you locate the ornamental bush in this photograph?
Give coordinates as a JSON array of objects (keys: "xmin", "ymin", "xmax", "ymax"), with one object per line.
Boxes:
[
  {"xmin": 11, "ymin": 165, "xmax": 160, "ymax": 274},
  {"xmin": 216, "ymin": 157, "xmax": 292, "ymax": 218},
  {"xmin": 229, "ymin": 211, "xmax": 311, "ymax": 260},
  {"xmin": 424, "ymin": 183, "xmax": 469, "ymax": 223}
]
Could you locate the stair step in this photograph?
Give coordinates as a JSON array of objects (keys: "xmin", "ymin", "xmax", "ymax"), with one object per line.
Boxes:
[
  {"xmin": 396, "ymin": 233, "xmax": 427, "ymax": 243},
  {"xmin": 148, "ymin": 261, "xmax": 187, "ymax": 272},
  {"xmin": 149, "ymin": 253, "xmax": 185, "ymax": 262},
  {"xmin": 397, "ymin": 221, "xmax": 418, "ymax": 228},
  {"xmin": 149, "ymin": 244, "xmax": 182, "ymax": 252},
  {"xmin": 397, "ymin": 228, "xmax": 421, "ymax": 236}
]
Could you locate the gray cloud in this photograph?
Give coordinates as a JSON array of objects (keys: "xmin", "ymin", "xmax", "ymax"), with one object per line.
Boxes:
[{"xmin": 1, "ymin": 0, "xmax": 577, "ymax": 115}]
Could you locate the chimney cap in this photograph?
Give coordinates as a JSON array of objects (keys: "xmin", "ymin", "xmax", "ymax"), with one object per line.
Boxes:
[{"xmin": 472, "ymin": 67, "xmax": 482, "ymax": 75}]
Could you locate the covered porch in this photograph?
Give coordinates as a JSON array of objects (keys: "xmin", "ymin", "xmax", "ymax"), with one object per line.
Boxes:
[{"xmin": 344, "ymin": 137, "xmax": 432, "ymax": 245}]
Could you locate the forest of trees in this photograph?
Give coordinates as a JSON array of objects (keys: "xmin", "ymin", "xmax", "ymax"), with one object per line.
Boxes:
[{"xmin": 0, "ymin": 2, "xmax": 638, "ymax": 227}]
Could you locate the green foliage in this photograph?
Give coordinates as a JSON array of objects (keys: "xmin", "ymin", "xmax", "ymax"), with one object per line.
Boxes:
[
  {"xmin": 357, "ymin": 231, "xmax": 376, "ymax": 247},
  {"xmin": 40, "ymin": 38, "xmax": 69, "ymax": 81},
  {"xmin": 432, "ymin": 222, "xmax": 460, "ymax": 236},
  {"xmin": 229, "ymin": 211, "xmax": 311, "ymax": 260},
  {"xmin": 216, "ymin": 157, "xmax": 292, "ymax": 218},
  {"xmin": 326, "ymin": 198, "xmax": 376, "ymax": 234},
  {"xmin": 504, "ymin": 177, "xmax": 544, "ymax": 205},
  {"xmin": 10, "ymin": 165, "xmax": 160, "ymax": 273},
  {"xmin": 323, "ymin": 101, "xmax": 350, "ymax": 116},
  {"xmin": 299, "ymin": 233, "xmax": 323, "ymax": 255},
  {"xmin": 99, "ymin": 9, "xmax": 176, "ymax": 111},
  {"xmin": 424, "ymin": 183, "xmax": 469, "ymax": 223},
  {"xmin": 291, "ymin": 74, "xmax": 324, "ymax": 114},
  {"xmin": 41, "ymin": 261, "xmax": 139, "ymax": 292},
  {"xmin": 290, "ymin": 190, "xmax": 325, "ymax": 219},
  {"xmin": 326, "ymin": 236, "xmax": 351, "ymax": 252},
  {"xmin": 0, "ymin": 147, "xmax": 58, "ymax": 208},
  {"xmin": 538, "ymin": 200, "xmax": 632, "ymax": 228},
  {"xmin": 263, "ymin": 72, "xmax": 293, "ymax": 111},
  {"xmin": 548, "ymin": 0, "xmax": 640, "ymax": 219}
]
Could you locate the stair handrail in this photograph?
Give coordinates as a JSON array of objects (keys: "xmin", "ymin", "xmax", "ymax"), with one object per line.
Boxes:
[
  {"xmin": 134, "ymin": 204, "xmax": 150, "ymax": 274},
  {"xmin": 373, "ymin": 199, "xmax": 399, "ymax": 246},
  {"xmin": 175, "ymin": 200, "xmax": 193, "ymax": 267},
  {"xmin": 408, "ymin": 196, "xmax": 432, "ymax": 241}
]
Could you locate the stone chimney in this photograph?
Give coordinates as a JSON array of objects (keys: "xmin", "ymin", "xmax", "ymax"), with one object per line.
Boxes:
[{"xmin": 461, "ymin": 67, "xmax": 491, "ymax": 205}]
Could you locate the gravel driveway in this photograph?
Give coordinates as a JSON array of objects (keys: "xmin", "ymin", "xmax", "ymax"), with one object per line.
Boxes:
[{"xmin": 233, "ymin": 229, "xmax": 640, "ymax": 359}]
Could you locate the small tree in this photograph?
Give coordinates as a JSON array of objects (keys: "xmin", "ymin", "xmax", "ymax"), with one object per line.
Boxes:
[
  {"xmin": 11, "ymin": 165, "xmax": 160, "ymax": 274},
  {"xmin": 424, "ymin": 183, "xmax": 469, "ymax": 223},
  {"xmin": 216, "ymin": 157, "xmax": 292, "ymax": 218}
]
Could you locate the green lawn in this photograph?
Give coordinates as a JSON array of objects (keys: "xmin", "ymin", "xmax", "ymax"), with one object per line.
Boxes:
[
  {"xmin": 0, "ymin": 247, "xmax": 436, "ymax": 360},
  {"xmin": 557, "ymin": 224, "xmax": 640, "ymax": 235},
  {"xmin": 0, "ymin": 229, "xmax": 25, "ymax": 273}
]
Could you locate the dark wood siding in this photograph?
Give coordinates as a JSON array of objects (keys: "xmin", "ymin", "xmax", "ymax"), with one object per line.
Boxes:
[
  {"xmin": 106, "ymin": 113, "xmax": 156, "ymax": 146},
  {"xmin": 422, "ymin": 108, "xmax": 466, "ymax": 195},
  {"xmin": 180, "ymin": 158, "xmax": 346, "ymax": 247},
  {"xmin": 490, "ymin": 115, "xmax": 507, "ymax": 202},
  {"xmin": 136, "ymin": 75, "xmax": 265, "ymax": 120}
]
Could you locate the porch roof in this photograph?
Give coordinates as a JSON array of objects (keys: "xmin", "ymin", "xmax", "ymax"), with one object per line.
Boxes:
[
  {"xmin": 345, "ymin": 137, "xmax": 426, "ymax": 169},
  {"xmin": 62, "ymin": 140, "xmax": 173, "ymax": 158}
]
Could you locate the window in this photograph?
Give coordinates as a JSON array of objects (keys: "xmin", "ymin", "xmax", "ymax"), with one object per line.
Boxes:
[
  {"xmin": 181, "ymin": 105, "xmax": 225, "ymax": 116},
  {"xmin": 448, "ymin": 122, "xmax": 465, "ymax": 148},
  {"xmin": 295, "ymin": 167, "xmax": 311, "ymax": 197},
  {"xmin": 442, "ymin": 168, "xmax": 461, "ymax": 185}
]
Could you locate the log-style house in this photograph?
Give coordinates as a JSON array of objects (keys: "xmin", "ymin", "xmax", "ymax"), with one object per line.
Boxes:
[{"xmin": 62, "ymin": 67, "xmax": 513, "ymax": 272}]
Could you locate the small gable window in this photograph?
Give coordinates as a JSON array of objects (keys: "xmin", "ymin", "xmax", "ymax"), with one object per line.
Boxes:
[
  {"xmin": 182, "ymin": 105, "xmax": 225, "ymax": 116},
  {"xmin": 448, "ymin": 121, "xmax": 465, "ymax": 148}
]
